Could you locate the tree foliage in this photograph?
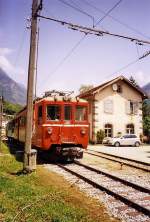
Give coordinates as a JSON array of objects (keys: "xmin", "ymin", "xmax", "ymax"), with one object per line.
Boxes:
[
  {"xmin": 96, "ymin": 129, "xmax": 105, "ymax": 144},
  {"xmin": 79, "ymin": 84, "xmax": 94, "ymax": 94},
  {"xmin": 3, "ymin": 100, "xmax": 23, "ymax": 115},
  {"xmin": 143, "ymin": 116, "xmax": 150, "ymax": 136},
  {"xmin": 143, "ymin": 99, "xmax": 150, "ymax": 137},
  {"xmin": 129, "ymin": 76, "xmax": 139, "ymax": 88}
]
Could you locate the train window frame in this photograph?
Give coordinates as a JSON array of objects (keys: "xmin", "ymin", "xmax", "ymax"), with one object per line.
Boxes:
[
  {"xmin": 46, "ymin": 104, "xmax": 61, "ymax": 121},
  {"xmin": 64, "ymin": 105, "xmax": 72, "ymax": 122},
  {"xmin": 75, "ymin": 105, "xmax": 87, "ymax": 122},
  {"xmin": 38, "ymin": 105, "xmax": 43, "ymax": 125}
]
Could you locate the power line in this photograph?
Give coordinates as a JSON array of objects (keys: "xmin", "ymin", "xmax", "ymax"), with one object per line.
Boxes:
[
  {"xmin": 105, "ymin": 49, "xmax": 150, "ymax": 80},
  {"xmin": 139, "ymin": 50, "xmax": 150, "ymax": 60},
  {"xmin": 14, "ymin": 28, "xmax": 27, "ymax": 66},
  {"xmin": 38, "ymin": 15, "xmax": 150, "ymax": 45},
  {"xmin": 95, "ymin": 0, "xmax": 123, "ymax": 27},
  {"xmin": 39, "ymin": 0, "xmax": 123, "ymax": 88},
  {"xmin": 69, "ymin": 0, "xmax": 109, "ymax": 32},
  {"xmin": 40, "ymin": 34, "xmax": 87, "ymax": 86},
  {"xmin": 57, "ymin": 0, "xmax": 95, "ymax": 27},
  {"xmin": 106, "ymin": 59, "xmax": 139, "ymax": 80},
  {"xmin": 82, "ymin": 0, "xmax": 150, "ymax": 40}
]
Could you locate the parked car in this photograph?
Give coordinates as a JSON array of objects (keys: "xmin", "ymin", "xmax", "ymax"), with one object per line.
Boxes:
[
  {"xmin": 103, "ymin": 134, "xmax": 141, "ymax": 147},
  {"xmin": 102, "ymin": 137, "xmax": 111, "ymax": 145}
]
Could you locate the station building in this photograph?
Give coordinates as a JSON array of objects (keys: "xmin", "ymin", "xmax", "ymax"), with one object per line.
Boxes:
[{"xmin": 79, "ymin": 76, "xmax": 147, "ymax": 143}]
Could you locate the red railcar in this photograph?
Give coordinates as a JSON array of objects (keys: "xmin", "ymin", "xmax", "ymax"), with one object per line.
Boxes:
[{"xmin": 7, "ymin": 91, "xmax": 89, "ymax": 161}]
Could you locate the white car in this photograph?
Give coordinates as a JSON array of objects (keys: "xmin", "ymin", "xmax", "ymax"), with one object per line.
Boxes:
[{"xmin": 103, "ymin": 134, "xmax": 141, "ymax": 147}]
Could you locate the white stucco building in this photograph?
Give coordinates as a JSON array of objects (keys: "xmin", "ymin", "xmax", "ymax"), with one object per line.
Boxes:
[{"xmin": 80, "ymin": 76, "xmax": 147, "ymax": 143}]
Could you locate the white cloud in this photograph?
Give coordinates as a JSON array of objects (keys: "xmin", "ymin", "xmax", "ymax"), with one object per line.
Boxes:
[
  {"xmin": 126, "ymin": 71, "xmax": 150, "ymax": 87},
  {"xmin": 0, "ymin": 47, "xmax": 13, "ymax": 56},
  {"xmin": 0, "ymin": 48, "xmax": 25, "ymax": 81}
]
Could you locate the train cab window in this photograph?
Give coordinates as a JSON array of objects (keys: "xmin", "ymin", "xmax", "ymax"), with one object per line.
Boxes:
[
  {"xmin": 64, "ymin": 105, "xmax": 72, "ymax": 121},
  {"xmin": 38, "ymin": 106, "xmax": 42, "ymax": 124},
  {"xmin": 75, "ymin": 106, "xmax": 87, "ymax": 121},
  {"xmin": 47, "ymin": 105, "xmax": 61, "ymax": 121}
]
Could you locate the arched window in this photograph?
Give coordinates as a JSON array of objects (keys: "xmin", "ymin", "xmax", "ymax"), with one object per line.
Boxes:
[
  {"xmin": 104, "ymin": 124, "xmax": 113, "ymax": 137},
  {"xmin": 126, "ymin": 124, "xmax": 134, "ymax": 134}
]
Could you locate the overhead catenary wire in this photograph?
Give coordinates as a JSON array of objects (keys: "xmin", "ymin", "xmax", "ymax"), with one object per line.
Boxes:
[
  {"xmin": 94, "ymin": 0, "xmax": 123, "ymax": 27},
  {"xmin": 57, "ymin": 0, "xmax": 95, "ymax": 27},
  {"xmin": 37, "ymin": 15, "xmax": 150, "ymax": 45},
  {"xmin": 68, "ymin": 0, "xmax": 110, "ymax": 32},
  {"xmin": 39, "ymin": 0, "xmax": 123, "ymax": 88},
  {"xmin": 82, "ymin": 0, "xmax": 150, "ymax": 40}
]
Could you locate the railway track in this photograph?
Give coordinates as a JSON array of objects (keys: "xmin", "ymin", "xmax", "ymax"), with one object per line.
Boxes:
[
  {"xmin": 86, "ymin": 149, "xmax": 150, "ymax": 172},
  {"xmin": 46, "ymin": 161, "xmax": 150, "ymax": 222}
]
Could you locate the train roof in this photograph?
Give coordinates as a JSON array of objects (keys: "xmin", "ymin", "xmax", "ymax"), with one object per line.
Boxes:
[
  {"xmin": 36, "ymin": 96, "xmax": 87, "ymax": 103},
  {"xmin": 16, "ymin": 95, "xmax": 88, "ymax": 116}
]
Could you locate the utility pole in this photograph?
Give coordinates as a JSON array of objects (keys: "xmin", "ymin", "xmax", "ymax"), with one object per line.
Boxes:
[
  {"xmin": 0, "ymin": 95, "xmax": 3, "ymax": 153},
  {"xmin": 23, "ymin": 0, "xmax": 42, "ymax": 172}
]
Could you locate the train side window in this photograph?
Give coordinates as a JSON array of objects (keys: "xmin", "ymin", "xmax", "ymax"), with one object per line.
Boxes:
[
  {"xmin": 38, "ymin": 105, "xmax": 42, "ymax": 124},
  {"xmin": 75, "ymin": 106, "xmax": 87, "ymax": 121},
  {"xmin": 47, "ymin": 105, "xmax": 61, "ymax": 121},
  {"xmin": 64, "ymin": 105, "xmax": 72, "ymax": 121}
]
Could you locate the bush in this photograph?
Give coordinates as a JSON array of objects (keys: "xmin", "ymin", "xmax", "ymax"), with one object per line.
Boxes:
[{"xmin": 96, "ymin": 129, "xmax": 105, "ymax": 144}]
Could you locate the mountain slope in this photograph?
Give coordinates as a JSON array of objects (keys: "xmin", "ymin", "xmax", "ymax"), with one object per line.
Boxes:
[
  {"xmin": 0, "ymin": 68, "xmax": 26, "ymax": 105},
  {"xmin": 143, "ymin": 83, "xmax": 150, "ymax": 97}
]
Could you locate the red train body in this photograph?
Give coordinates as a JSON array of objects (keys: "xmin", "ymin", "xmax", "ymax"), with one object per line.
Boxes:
[{"xmin": 7, "ymin": 92, "xmax": 89, "ymax": 161}]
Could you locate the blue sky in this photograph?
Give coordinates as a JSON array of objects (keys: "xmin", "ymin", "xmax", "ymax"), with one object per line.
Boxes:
[{"xmin": 0, "ymin": 0, "xmax": 150, "ymax": 96}]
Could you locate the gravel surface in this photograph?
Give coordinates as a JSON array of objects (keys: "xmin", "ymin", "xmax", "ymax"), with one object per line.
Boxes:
[
  {"xmin": 81, "ymin": 153, "xmax": 150, "ymax": 189},
  {"xmin": 45, "ymin": 164, "xmax": 150, "ymax": 222}
]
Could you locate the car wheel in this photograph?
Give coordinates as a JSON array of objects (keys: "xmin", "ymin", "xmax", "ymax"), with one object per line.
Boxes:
[
  {"xmin": 114, "ymin": 142, "xmax": 120, "ymax": 147},
  {"xmin": 135, "ymin": 142, "xmax": 140, "ymax": 147}
]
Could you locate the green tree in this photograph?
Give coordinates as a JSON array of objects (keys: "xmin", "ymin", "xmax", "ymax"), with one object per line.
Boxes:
[
  {"xmin": 129, "ymin": 76, "xmax": 139, "ymax": 88},
  {"xmin": 143, "ymin": 116, "xmax": 150, "ymax": 136},
  {"xmin": 143, "ymin": 99, "xmax": 150, "ymax": 142},
  {"xmin": 79, "ymin": 84, "xmax": 94, "ymax": 94},
  {"xmin": 3, "ymin": 100, "xmax": 23, "ymax": 115},
  {"xmin": 96, "ymin": 129, "xmax": 105, "ymax": 144}
]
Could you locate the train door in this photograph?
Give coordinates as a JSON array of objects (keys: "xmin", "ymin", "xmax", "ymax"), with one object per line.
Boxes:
[
  {"xmin": 35, "ymin": 105, "xmax": 43, "ymax": 147},
  {"xmin": 61, "ymin": 105, "xmax": 75, "ymax": 144}
]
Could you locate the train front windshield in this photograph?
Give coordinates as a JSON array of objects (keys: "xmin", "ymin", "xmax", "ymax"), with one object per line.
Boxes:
[
  {"xmin": 46, "ymin": 104, "xmax": 87, "ymax": 122},
  {"xmin": 47, "ymin": 105, "xmax": 61, "ymax": 121},
  {"xmin": 75, "ymin": 105, "xmax": 87, "ymax": 122}
]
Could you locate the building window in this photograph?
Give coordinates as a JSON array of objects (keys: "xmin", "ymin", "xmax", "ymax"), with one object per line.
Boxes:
[
  {"xmin": 104, "ymin": 99, "xmax": 113, "ymax": 114},
  {"xmin": 126, "ymin": 101, "xmax": 139, "ymax": 115},
  {"xmin": 126, "ymin": 124, "xmax": 134, "ymax": 134},
  {"xmin": 117, "ymin": 85, "xmax": 122, "ymax": 93},
  {"xmin": 104, "ymin": 123, "xmax": 113, "ymax": 137}
]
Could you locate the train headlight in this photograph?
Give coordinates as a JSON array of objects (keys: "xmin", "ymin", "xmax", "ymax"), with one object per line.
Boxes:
[
  {"xmin": 47, "ymin": 127, "xmax": 53, "ymax": 135},
  {"xmin": 80, "ymin": 128, "xmax": 86, "ymax": 135}
]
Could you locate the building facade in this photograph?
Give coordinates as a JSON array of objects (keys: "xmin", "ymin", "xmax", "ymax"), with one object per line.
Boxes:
[{"xmin": 79, "ymin": 76, "xmax": 147, "ymax": 143}]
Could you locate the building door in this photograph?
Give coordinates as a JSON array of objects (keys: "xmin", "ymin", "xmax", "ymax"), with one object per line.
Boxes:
[{"xmin": 104, "ymin": 124, "xmax": 113, "ymax": 137}]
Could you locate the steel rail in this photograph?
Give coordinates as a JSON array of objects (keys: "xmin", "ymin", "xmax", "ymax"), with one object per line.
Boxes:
[
  {"xmin": 88, "ymin": 149, "xmax": 150, "ymax": 166},
  {"xmin": 58, "ymin": 163, "xmax": 150, "ymax": 216},
  {"xmin": 86, "ymin": 150, "xmax": 150, "ymax": 172},
  {"xmin": 75, "ymin": 160, "xmax": 150, "ymax": 194}
]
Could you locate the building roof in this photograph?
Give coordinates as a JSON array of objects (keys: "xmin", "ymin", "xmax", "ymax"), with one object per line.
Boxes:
[{"xmin": 79, "ymin": 75, "xmax": 147, "ymax": 99}]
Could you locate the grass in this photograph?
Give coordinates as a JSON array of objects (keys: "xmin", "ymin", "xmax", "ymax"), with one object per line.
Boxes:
[{"xmin": 0, "ymin": 142, "xmax": 119, "ymax": 222}]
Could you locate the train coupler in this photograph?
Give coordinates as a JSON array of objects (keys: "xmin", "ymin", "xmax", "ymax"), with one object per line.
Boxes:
[{"xmin": 61, "ymin": 147, "xmax": 83, "ymax": 159}]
